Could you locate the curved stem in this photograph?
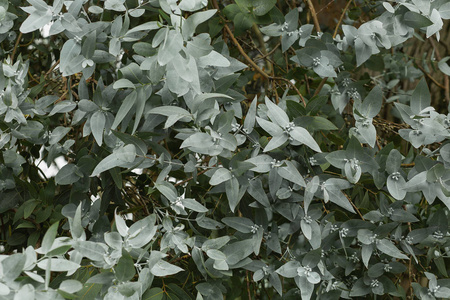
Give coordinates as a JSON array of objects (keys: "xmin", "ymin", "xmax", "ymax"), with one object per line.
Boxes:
[
  {"xmin": 333, "ymin": 0, "xmax": 353, "ymax": 38},
  {"xmin": 305, "ymin": 0, "xmax": 321, "ymax": 33},
  {"xmin": 11, "ymin": 32, "xmax": 23, "ymax": 62}
]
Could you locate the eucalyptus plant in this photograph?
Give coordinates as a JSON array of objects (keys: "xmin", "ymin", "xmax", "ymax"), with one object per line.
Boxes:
[{"xmin": 1, "ymin": 0, "xmax": 450, "ymax": 299}]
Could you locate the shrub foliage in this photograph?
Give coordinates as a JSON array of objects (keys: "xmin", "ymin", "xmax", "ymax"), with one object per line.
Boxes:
[{"xmin": 1, "ymin": 0, "xmax": 450, "ymax": 299}]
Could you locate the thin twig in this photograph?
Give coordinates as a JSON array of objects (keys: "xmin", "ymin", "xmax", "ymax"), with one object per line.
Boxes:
[
  {"xmin": 312, "ymin": 1, "xmax": 353, "ymax": 98},
  {"xmin": 313, "ymin": 77, "xmax": 328, "ymax": 97},
  {"xmin": 45, "ymin": 59, "xmax": 61, "ymax": 78},
  {"xmin": 252, "ymin": 24, "xmax": 272, "ymax": 74},
  {"xmin": 246, "ymin": 271, "xmax": 252, "ymax": 300},
  {"xmin": 343, "ymin": 192, "xmax": 365, "ymax": 220},
  {"xmin": 416, "ymin": 64, "xmax": 445, "ymax": 89},
  {"xmin": 272, "ymin": 76, "xmax": 307, "ymax": 106},
  {"xmin": 305, "ymin": 0, "xmax": 321, "ymax": 33},
  {"xmin": 211, "ymin": 0, "xmax": 306, "ymax": 106},
  {"xmin": 429, "ymin": 37, "xmax": 450, "ymax": 102},
  {"xmin": 174, "ymin": 168, "xmax": 210, "ymax": 187},
  {"xmin": 315, "ymin": 0, "xmax": 336, "ymax": 15},
  {"xmin": 333, "ymin": 0, "xmax": 353, "ymax": 38},
  {"xmin": 255, "ymin": 42, "xmax": 280, "ymax": 61},
  {"xmin": 401, "ymin": 163, "xmax": 415, "ymax": 168},
  {"xmin": 11, "ymin": 32, "xmax": 23, "ymax": 62}
]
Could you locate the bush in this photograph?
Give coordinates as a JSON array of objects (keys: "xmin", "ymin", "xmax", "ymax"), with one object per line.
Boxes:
[{"xmin": 1, "ymin": 0, "xmax": 450, "ymax": 299}]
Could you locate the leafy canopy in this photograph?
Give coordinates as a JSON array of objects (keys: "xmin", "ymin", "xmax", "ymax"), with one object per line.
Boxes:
[{"xmin": 1, "ymin": 0, "xmax": 450, "ymax": 299}]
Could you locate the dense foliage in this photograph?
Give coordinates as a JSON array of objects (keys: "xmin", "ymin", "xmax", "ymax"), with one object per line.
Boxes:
[{"xmin": 1, "ymin": 0, "xmax": 450, "ymax": 299}]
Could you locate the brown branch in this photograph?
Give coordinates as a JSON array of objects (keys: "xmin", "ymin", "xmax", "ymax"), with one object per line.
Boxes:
[
  {"xmin": 343, "ymin": 192, "xmax": 365, "ymax": 220},
  {"xmin": 252, "ymin": 24, "xmax": 272, "ymax": 74},
  {"xmin": 45, "ymin": 59, "xmax": 61, "ymax": 78},
  {"xmin": 313, "ymin": 77, "xmax": 328, "ymax": 97},
  {"xmin": 416, "ymin": 64, "xmax": 445, "ymax": 89},
  {"xmin": 333, "ymin": 0, "xmax": 353, "ymax": 38},
  {"xmin": 401, "ymin": 163, "xmax": 415, "ymax": 168},
  {"xmin": 272, "ymin": 76, "xmax": 307, "ymax": 106},
  {"xmin": 305, "ymin": 0, "xmax": 321, "ymax": 33},
  {"xmin": 211, "ymin": 0, "xmax": 306, "ymax": 106},
  {"xmin": 174, "ymin": 167, "xmax": 210, "ymax": 187},
  {"xmin": 10, "ymin": 32, "xmax": 23, "ymax": 62},
  {"xmin": 309, "ymin": 1, "xmax": 353, "ymax": 98},
  {"xmin": 246, "ymin": 271, "xmax": 252, "ymax": 300},
  {"xmin": 429, "ymin": 37, "xmax": 450, "ymax": 102},
  {"xmin": 316, "ymin": 0, "xmax": 336, "ymax": 15}
]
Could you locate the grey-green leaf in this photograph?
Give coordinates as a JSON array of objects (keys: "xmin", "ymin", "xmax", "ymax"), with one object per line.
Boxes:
[{"xmin": 55, "ymin": 164, "xmax": 83, "ymax": 185}]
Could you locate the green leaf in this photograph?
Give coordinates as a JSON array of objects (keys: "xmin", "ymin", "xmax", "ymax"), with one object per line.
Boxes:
[
  {"xmin": 247, "ymin": 178, "xmax": 271, "ymax": 207},
  {"xmin": 290, "ymin": 126, "xmax": 321, "ymax": 152},
  {"xmin": 209, "ymin": 167, "xmax": 232, "ymax": 186},
  {"xmin": 127, "ymin": 214, "xmax": 157, "ymax": 248},
  {"xmin": 233, "ymin": 12, "xmax": 253, "ymax": 36},
  {"xmin": 116, "ymin": 251, "xmax": 136, "ymax": 282},
  {"xmin": 91, "ymin": 144, "xmax": 136, "ymax": 176},
  {"xmin": 55, "ymin": 164, "xmax": 83, "ymax": 185},
  {"xmin": 325, "ymin": 187, "xmax": 356, "ymax": 213},
  {"xmin": 183, "ymin": 9, "xmax": 218, "ymax": 38},
  {"xmin": 390, "ymin": 209, "xmax": 419, "ymax": 223},
  {"xmin": 265, "ymin": 97, "xmax": 290, "ymax": 128},
  {"xmin": 2, "ymin": 253, "xmax": 25, "ymax": 281},
  {"xmin": 376, "ymin": 239, "xmax": 409, "ymax": 260},
  {"xmin": 275, "ymin": 261, "xmax": 301, "ymax": 278},
  {"xmin": 41, "ymin": 221, "xmax": 59, "ymax": 254},
  {"xmin": 387, "ymin": 174, "xmax": 406, "ymax": 200},
  {"xmin": 223, "ymin": 239, "xmax": 254, "ymax": 265},
  {"xmin": 264, "ymin": 133, "xmax": 288, "ymax": 152},
  {"xmin": 277, "ymin": 160, "xmax": 306, "ymax": 187},
  {"xmin": 256, "ymin": 117, "xmax": 283, "ymax": 136},
  {"xmin": 305, "ymin": 96, "xmax": 327, "ymax": 115},
  {"xmin": 70, "ymin": 203, "xmax": 84, "ymax": 240},
  {"xmin": 225, "ymin": 176, "xmax": 240, "ymax": 212},
  {"xmin": 82, "ymin": 30, "xmax": 96, "ymax": 59},
  {"xmin": 244, "ymin": 96, "xmax": 258, "ymax": 133},
  {"xmin": 0, "ymin": 282, "xmax": 10, "ymax": 295},
  {"xmin": 90, "ymin": 110, "xmax": 106, "ymax": 146},
  {"xmin": 386, "ymin": 149, "xmax": 402, "ymax": 174},
  {"xmin": 181, "ymin": 198, "xmax": 208, "ymax": 213},
  {"xmin": 251, "ymin": 0, "xmax": 277, "ymax": 16},
  {"xmin": 111, "ymin": 90, "xmax": 137, "ymax": 129},
  {"xmin": 222, "ymin": 217, "xmax": 254, "ymax": 233},
  {"xmin": 74, "ymin": 241, "xmax": 107, "ymax": 261},
  {"xmin": 49, "ymin": 126, "xmax": 71, "ymax": 145},
  {"xmin": 440, "ymin": 2, "xmax": 450, "ymax": 19},
  {"xmin": 111, "ymin": 15, "xmax": 123, "ymax": 38},
  {"xmin": 113, "ymin": 78, "xmax": 135, "ymax": 89},
  {"xmin": 142, "ymin": 287, "xmax": 164, "ymax": 300},
  {"xmin": 37, "ymin": 258, "xmax": 80, "ymax": 272},
  {"xmin": 355, "ymin": 37, "xmax": 372, "ymax": 67},
  {"xmin": 59, "ymin": 280, "xmax": 83, "ymax": 294},
  {"xmin": 361, "ymin": 85, "xmax": 383, "ymax": 118},
  {"xmin": 49, "ymin": 100, "xmax": 77, "ymax": 116},
  {"xmin": 411, "ymin": 78, "xmax": 431, "ymax": 115},
  {"xmin": 403, "ymin": 11, "xmax": 433, "ymax": 29},
  {"xmin": 438, "ymin": 57, "xmax": 450, "ymax": 76},
  {"xmin": 202, "ymin": 236, "xmax": 230, "ymax": 251},
  {"xmin": 22, "ymin": 199, "xmax": 39, "ymax": 219},
  {"xmin": 150, "ymin": 260, "xmax": 184, "ymax": 277},
  {"xmin": 20, "ymin": 8, "xmax": 52, "ymax": 33},
  {"xmin": 59, "ymin": 39, "xmax": 84, "ymax": 76},
  {"xmin": 155, "ymin": 182, "xmax": 178, "ymax": 202},
  {"xmin": 148, "ymin": 106, "xmax": 192, "ymax": 128},
  {"xmin": 133, "ymin": 42, "xmax": 156, "ymax": 56},
  {"xmin": 105, "ymin": 0, "xmax": 126, "ymax": 11},
  {"xmin": 350, "ymin": 279, "xmax": 370, "ymax": 297},
  {"xmin": 302, "ymin": 248, "xmax": 321, "ymax": 268}
]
